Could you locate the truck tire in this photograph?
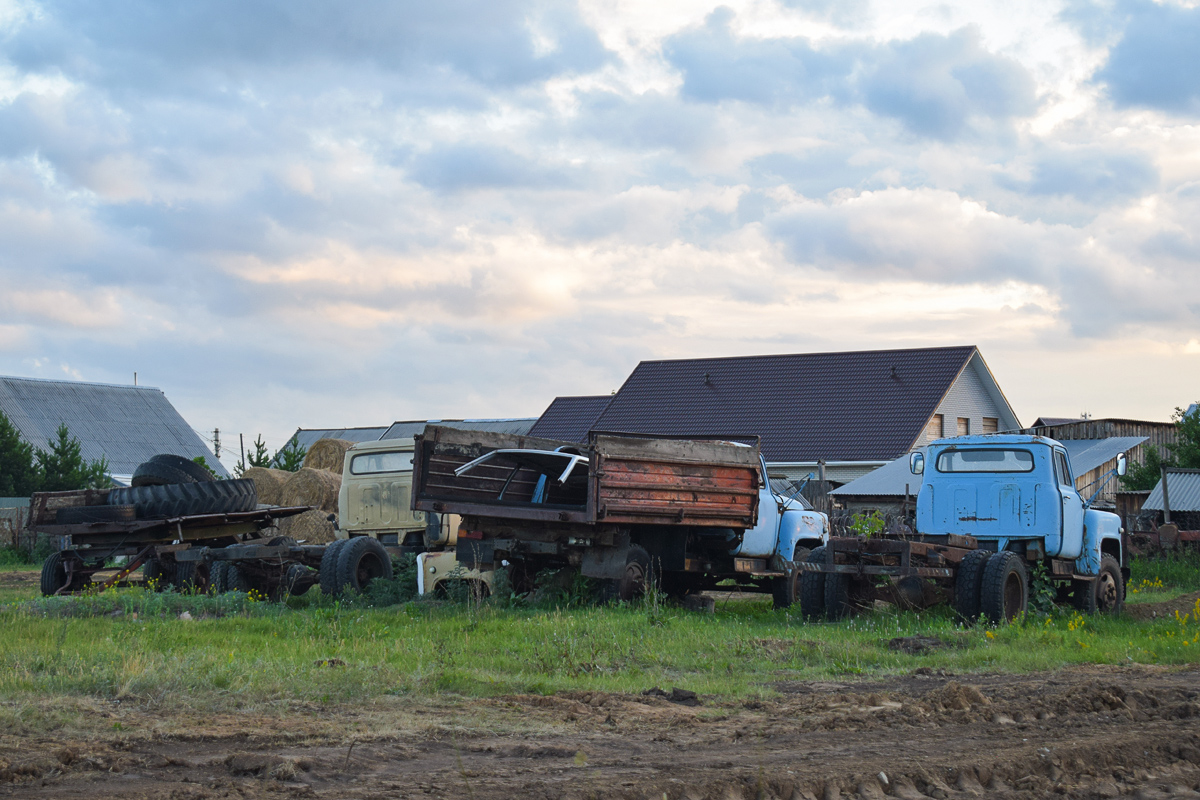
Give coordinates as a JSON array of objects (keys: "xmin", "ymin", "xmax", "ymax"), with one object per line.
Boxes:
[
  {"xmin": 131, "ymin": 460, "xmax": 198, "ymax": 488},
  {"xmin": 210, "ymin": 561, "xmax": 231, "ymax": 593},
  {"xmin": 109, "ymin": 479, "xmax": 257, "ymax": 519},
  {"xmin": 40, "ymin": 551, "xmax": 83, "ymax": 596},
  {"xmin": 1074, "ymin": 555, "xmax": 1124, "ymax": 615},
  {"xmin": 55, "ymin": 505, "xmax": 136, "ymax": 525},
  {"xmin": 824, "ymin": 571, "xmax": 853, "ymax": 621},
  {"xmin": 799, "ymin": 546, "xmax": 827, "ymax": 621},
  {"xmin": 225, "ymin": 563, "xmax": 255, "ymax": 593},
  {"xmin": 144, "ymin": 557, "xmax": 173, "ymax": 589},
  {"xmin": 335, "ymin": 536, "xmax": 393, "ymax": 594},
  {"xmin": 320, "ymin": 539, "xmax": 349, "ymax": 596},
  {"xmin": 148, "ymin": 453, "xmax": 215, "ymax": 482},
  {"xmin": 172, "ymin": 560, "xmax": 211, "ymax": 593},
  {"xmin": 604, "ymin": 545, "xmax": 651, "ymax": 602},
  {"xmin": 954, "ymin": 549, "xmax": 990, "ymax": 622},
  {"xmin": 772, "ymin": 546, "xmax": 811, "ymax": 610},
  {"xmin": 980, "ymin": 551, "xmax": 1028, "ymax": 624}
]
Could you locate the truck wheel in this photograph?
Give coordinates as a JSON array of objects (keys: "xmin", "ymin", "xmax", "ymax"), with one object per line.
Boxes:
[
  {"xmin": 824, "ymin": 572, "xmax": 853, "ymax": 621},
  {"xmin": 1074, "ymin": 555, "xmax": 1124, "ymax": 615},
  {"xmin": 772, "ymin": 546, "xmax": 811, "ymax": 610},
  {"xmin": 954, "ymin": 550, "xmax": 990, "ymax": 622},
  {"xmin": 210, "ymin": 561, "xmax": 231, "ymax": 593},
  {"xmin": 335, "ymin": 537, "xmax": 393, "ymax": 594},
  {"xmin": 799, "ymin": 546, "xmax": 827, "ymax": 621},
  {"xmin": 172, "ymin": 560, "xmax": 211, "ymax": 593},
  {"xmin": 144, "ymin": 557, "xmax": 173, "ymax": 590},
  {"xmin": 606, "ymin": 545, "xmax": 651, "ymax": 602},
  {"xmin": 980, "ymin": 551, "xmax": 1028, "ymax": 624},
  {"xmin": 40, "ymin": 552, "xmax": 83, "ymax": 596},
  {"xmin": 148, "ymin": 453, "xmax": 215, "ymax": 482},
  {"xmin": 225, "ymin": 563, "xmax": 255, "ymax": 593},
  {"xmin": 319, "ymin": 539, "xmax": 349, "ymax": 596},
  {"xmin": 109, "ymin": 479, "xmax": 257, "ymax": 518}
]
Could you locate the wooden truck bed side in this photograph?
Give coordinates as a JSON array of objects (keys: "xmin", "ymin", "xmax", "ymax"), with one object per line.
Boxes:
[{"xmin": 412, "ymin": 426, "xmax": 761, "ymax": 529}]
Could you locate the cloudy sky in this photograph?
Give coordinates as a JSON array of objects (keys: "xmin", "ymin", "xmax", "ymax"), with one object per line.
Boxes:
[{"xmin": 1, "ymin": 0, "xmax": 1198, "ymax": 469}]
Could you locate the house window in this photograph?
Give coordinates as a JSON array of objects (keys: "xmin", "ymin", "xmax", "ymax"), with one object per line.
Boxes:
[
  {"xmin": 982, "ymin": 417, "xmax": 999, "ymax": 434},
  {"xmin": 957, "ymin": 417, "xmax": 970, "ymax": 436},
  {"xmin": 925, "ymin": 414, "xmax": 944, "ymax": 442}
]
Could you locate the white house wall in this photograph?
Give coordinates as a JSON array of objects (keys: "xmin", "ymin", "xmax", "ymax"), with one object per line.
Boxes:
[{"xmin": 928, "ymin": 358, "xmax": 1014, "ymax": 442}]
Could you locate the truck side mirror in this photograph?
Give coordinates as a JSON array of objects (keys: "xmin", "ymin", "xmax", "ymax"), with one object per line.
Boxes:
[
  {"xmin": 909, "ymin": 452, "xmax": 924, "ymax": 475},
  {"xmin": 1116, "ymin": 453, "xmax": 1127, "ymax": 477}
]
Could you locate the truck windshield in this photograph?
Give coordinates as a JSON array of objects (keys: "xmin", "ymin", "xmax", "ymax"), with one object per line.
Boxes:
[
  {"xmin": 935, "ymin": 448, "xmax": 1034, "ymax": 473},
  {"xmin": 349, "ymin": 452, "xmax": 414, "ymax": 475}
]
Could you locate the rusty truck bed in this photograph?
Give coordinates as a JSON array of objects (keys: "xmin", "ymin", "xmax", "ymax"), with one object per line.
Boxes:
[{"xmin": 412, "ymin": 426, "xmax": 760, "ymax": 529}]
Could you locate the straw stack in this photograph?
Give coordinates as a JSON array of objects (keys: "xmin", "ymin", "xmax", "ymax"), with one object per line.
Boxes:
[
  {"xmin": 303, "ymin": 438, "xmax": 355, "ymax": 475},
  {"xmin": 241, "ymin": 467, "xmax": 293, "ymax": 506},
  {"xmin": 278, "ymin": 510, "xmax": 338, "ymax": 544},
  {"xmin": 279, "ymin": 467, "xmax": 341, "ymax": 513}
]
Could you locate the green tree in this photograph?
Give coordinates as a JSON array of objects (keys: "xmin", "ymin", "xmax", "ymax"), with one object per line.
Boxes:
[
  {"xmin": 1120, "ymin": 445, "xmax": 1171, "ymax": 491},
  {"xmin": 246, "ymin": 435, "xmax": 272, "ymax": 469},
  {"xmin": 0, "ymin": 410, "xmax": 39, "ymax": 497},
  {"xmin": 35, "ymin": 424, "xmax": 110, "ymax": 491},
  {"xmin": 272, "ymin": 438, "xmax": 307, "ymax": 472},
  {"xmin": 192, "ymin": 455, "xmax": 220, "ymax": 479},
  {"xmin": 1170, "ymin": 403, "xmax": 1200, "ymax": 468}
]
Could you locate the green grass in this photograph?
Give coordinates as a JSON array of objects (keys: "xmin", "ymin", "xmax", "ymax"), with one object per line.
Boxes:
[
  {"xmin": 1128, "ymin": 550, "xmax": 1200, "ymax": 603},
  {"xmin": 1, "ymin": 583, "xmax": 1199, "ymax": 724}
]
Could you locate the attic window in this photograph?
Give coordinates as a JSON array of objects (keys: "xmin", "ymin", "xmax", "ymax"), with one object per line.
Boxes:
[
  {"xmin": 982, "ymin": 417, "xmax": 999, "ymax": 434},
  {"xmin": 925, "ymin": 414, "xmax": 944, "ymax": 442},
  {"xmin": 957, "ymin": 417, "xmax": 970, "ymax": 436}
]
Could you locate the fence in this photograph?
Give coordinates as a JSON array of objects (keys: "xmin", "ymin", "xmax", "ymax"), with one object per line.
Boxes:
[{"xmin": 0, "ymin": 500, "xmax": 30, "ymax": 549}]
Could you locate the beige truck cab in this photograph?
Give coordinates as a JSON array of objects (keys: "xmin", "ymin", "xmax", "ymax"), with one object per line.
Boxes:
[{"xmin": 337, "ymin": 438, "xmax": 491, "ymax": 596}]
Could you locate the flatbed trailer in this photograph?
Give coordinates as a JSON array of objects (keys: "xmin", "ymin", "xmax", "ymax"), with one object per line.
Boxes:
[{"xmin": 26, "ymin": 486, "xmax": 309, "ymax": 596}]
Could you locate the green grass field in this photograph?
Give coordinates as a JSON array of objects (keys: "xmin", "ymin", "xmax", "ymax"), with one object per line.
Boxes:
[{"xmin": 0, "ymin": 550, "xmax": 1197, "ymax": 734}]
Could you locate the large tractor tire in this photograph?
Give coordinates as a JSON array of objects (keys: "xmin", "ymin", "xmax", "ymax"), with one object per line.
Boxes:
[
  {"xmin": 954, "ymin": 549, "xmax": 990, "ymax": 622},
  {"xmin": 109, "ymin": 479, "xmax": 257, "ymax": 519},
  {"xmin": 980, "ymin": 551, "xmax": 1028, "ymax": 624},
  {"xmin": 148, "ymin": 454, "xmax": 215, "ymax": 483},
  {"xmin": 131, "ymin": 460, "xmax": 198, "ymax": 488}
]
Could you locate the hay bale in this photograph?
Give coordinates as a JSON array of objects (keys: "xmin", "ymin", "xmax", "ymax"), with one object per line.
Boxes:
[
  {"xmin": 241, "ymin": 467, "xmax": 293, "ymax": 506},
  {"xmin": 279, "ymin": 467, "xmax": 342, "ymax": 513},
  {"xmin": 278, "ymin": 510, "xmax": 338, "ymax": 544},
  {"xmin": 303, "ymin": 438, "xmax": 355, "ymax": 475}
]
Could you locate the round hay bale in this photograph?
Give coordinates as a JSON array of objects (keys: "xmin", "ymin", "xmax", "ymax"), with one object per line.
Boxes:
[
  {"xmin": 303, "ymin": 438, "xmax": 355, "ymax": 475},
  {"xmin": 242, "ymin": 467, "xmax": 293, "ymax": 506},
  {"xmin": 279, "ymin": 510, "xmax": 338, "ymax": 544},
  {"xmin": 279, "ymin": 467, "xmax": 342, "ymax": 513}
]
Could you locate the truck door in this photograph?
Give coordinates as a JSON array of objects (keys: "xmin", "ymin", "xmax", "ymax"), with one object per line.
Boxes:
[{"xmin": 1054, "ymin": 448, "xmax": 1084, "ymax": 559}]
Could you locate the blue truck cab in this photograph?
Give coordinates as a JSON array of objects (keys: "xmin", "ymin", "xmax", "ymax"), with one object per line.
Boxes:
[{"xmin": 910, "ymin": 433, "xmax": 1127, "ymax": 614}]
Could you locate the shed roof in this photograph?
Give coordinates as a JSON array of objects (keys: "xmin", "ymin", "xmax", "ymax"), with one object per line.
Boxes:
[
  {"xmin": 1143, "ymin": 470, "xmax": 1200, "ymax": 513},
  {"xmin": 1064, "ymin": 436, "xmax": 1148, "ymax": 477},
  {"xmin": 0, "ymin": 375, "xmax": 226, "ymax": 477},
  {"xmin": 590, "ymin": 345, "xmax": 1013, "ymax": 463},
  {"xmin": 291, "ymin": 427, "xmax": 390, "ymax": 451},
  {"xmin": 380, "ymin": 418, "xmax": 537, "ymax": 440},
  {"xmin": 528, "ymin": 395, "xmax": 612, "ymax": 442}
]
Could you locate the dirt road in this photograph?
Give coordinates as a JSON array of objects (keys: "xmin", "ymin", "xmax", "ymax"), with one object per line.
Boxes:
[{"xmin": 2, "ymin": 663, "xmax": 1199, "ymax": 799}]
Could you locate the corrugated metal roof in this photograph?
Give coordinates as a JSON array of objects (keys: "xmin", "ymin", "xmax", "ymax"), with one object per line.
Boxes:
[
  {"xmin": 380, "ymin": 418, "xmax": 537, "ymax": 440},
  {"xmin": 528, "ymin": 395, "xmax": 612, "ymax": 442},
  {"xmin": 1062, "ymin": 437, "xmax": 1147, "ymax": 477},
  {"xmin": 0, "ymin": 375, "xmax": 227, "ymax": 477},
  {"xmin": 831, "ymin": 437, "xmax": 1146, "ymax": 498},
  {"xmin": 1143, "ymin": 470, "xmax": 1200, "ymax": 512},
  {"xmin": 1032, "ymin": 417, "xmax": 1080, "ymax": 427},
  {"xmin": 592, "ymin": 346, "xmax": 984, "ymax": 463},
  {"xmin": 291, "ymin": 427, "xmax": 390, "ymax": 451}
]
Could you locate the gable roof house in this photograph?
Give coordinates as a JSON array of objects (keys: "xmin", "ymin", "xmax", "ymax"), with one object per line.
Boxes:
[
  {"xmin": 530, "ymin": 345, "xmax": 1021, "ymax": 485},
  {"xmin": 0, "ymin": 375, "xmax": 227, "ymax": 484}
]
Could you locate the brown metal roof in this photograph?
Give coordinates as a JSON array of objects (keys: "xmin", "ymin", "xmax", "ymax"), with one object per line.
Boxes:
[
  {"xmin": 590, "ymin": 345, "xmax": 980, "ymax": 463},
  {"xmin": 528, "ymin": 395, "xmax": 612, "ymax": 442}
]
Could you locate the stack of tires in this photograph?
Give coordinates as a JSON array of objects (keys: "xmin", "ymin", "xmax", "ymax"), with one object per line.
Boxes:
[{"xmin": 108, "ymin": 454, "xmax": 257, "ymax": 593}]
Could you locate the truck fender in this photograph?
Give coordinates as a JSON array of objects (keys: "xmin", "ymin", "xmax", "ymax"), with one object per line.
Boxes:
[
  {"xmin": 774, "ymin": 509, "xmax": 829, "ymax": 568},
  {"xmin": 1076, "ymin": 509, "xmax": 1122, "ymax": 577}
]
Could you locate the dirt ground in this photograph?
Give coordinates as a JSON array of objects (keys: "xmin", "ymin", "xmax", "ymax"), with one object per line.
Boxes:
[{"xmin": 1, "ymin": 663, "xmax": 1198, "ymax": 800}]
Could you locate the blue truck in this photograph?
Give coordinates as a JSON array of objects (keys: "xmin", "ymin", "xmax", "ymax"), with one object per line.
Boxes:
[{"xmin": 798, "ymin": 433, "xmax": 1128, "ymax": 623}]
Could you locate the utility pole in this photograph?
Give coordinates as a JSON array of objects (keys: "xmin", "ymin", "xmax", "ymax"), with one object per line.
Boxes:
[
  {"xmin": 213, "ymin": 428, "xmax": 221, "ymax": 459},
  {"xmin": 239, "ymin": 433, "xmax": 246, "ymax": 473}
]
